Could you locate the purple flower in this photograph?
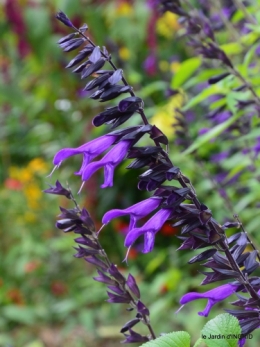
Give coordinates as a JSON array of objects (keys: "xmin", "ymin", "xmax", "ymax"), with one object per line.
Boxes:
[
  {"xmin": 124, "ymin": 208, "xmax": 172, "ymax": 253},
  {"xmin": 81, "ymin": 140, "xmax": 132, "ymax": 188},
  {"xmin": 214, "ymin": 111, "xmax": 231, "ymax": 124},
  {"xmin": 53, "ymin": 134, "xmax": 117, "ymax": 168},
  {"xmin": 253, "ymin": 137, "xmax": 260, "ymax": 158},
  {"xmin": 210, "ymin": 151, "xmax": 229, "ymax": 163},
  {"xmin": 256, "ymin": 45, "xmax": 260, "ymax": 57},
  {"xmin": 44, "ymin": 180, "xmax": 71, "ymax": 199},
  {"xmin": 102, "ymin": 197, "xmax": 162, "ymax": 229},
  {"xmin": 198, "ymin": 128, "xmax": 210, "ymax": 135},
  {"xmin": 143, "ymin": 53, "xmax": 157, "ymax": 76},
  {"xmin": 179, "ymin": 283, "xmax": 239, "ymax": 317}
]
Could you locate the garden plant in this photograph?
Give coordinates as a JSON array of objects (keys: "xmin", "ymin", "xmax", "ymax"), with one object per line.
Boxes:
[{"xmin": 2, "ymin": 0, "xmax": 260, "ymax": 346}]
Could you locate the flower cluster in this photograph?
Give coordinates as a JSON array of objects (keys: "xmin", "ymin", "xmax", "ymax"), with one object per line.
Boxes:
[{"xmin": 44, "ymin": 180, "xmax": 153, "ymax": 343}]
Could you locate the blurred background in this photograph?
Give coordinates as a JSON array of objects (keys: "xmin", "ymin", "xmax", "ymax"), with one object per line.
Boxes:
[{"xmin": 1, "ymin": 0, "xmax": 260, "ymax": 346}]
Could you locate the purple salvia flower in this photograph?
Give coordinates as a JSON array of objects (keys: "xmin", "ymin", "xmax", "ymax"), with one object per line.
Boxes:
[
  {"xmin": 124, "ymin": 208, "xmax": 172, "ymax": 253},
  {"xmin": 81, "ymin": 140, "xmax": 132, "ymax": 188},
  {"xmin": 179, "ymin": 283, "xmax": 240, "ymax": 317},
  {"xmin": 56, "ymin": 11, "xmax": 73, "ymax": 28},
  {"xmin": 53, "ymin": 134, "xmax": 117, "ymax": 168},
  {"xmin": 44, "ymin": 180, "xmax": 71, "ymax": 199},
  {"xmin": 102, "ymin": 197, "xmax": 162, "ymax": 229},
  {"xmin": 122, "ymin": 329, "xmax": 149, "ymax": 344}
]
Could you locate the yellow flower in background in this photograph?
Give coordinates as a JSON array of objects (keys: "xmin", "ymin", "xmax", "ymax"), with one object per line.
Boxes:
[
  {"xmin": 150, "ymin": 91, "xmax": 186, "ymax": 140},
  {"xmin": 9, "ymin": 166, "xmax": 32, "ymax": 183},
  {"xmin": 159, "ymin": 60, "xmax": 169, "ymax": 72},
  {"xmin": 28, "ymin": 158, "xmax": 48, "ymax": 174},
  {"xmin": 115, "ymin": 2, "xmax": 133, "ymax": 16},
  {"xmin": 24, "ymin": 212, "xmax": 37, "ymax": 223},
  {"xmin": 119, "ymin": 46, "xmax": 131, "ymax": 61},
  {"xmin": 170, "ymin": 61, "xmax": 181, "ymax": 74},
  {"xmin": 8, "ymin": 158, "xmax": 49, "ymax": 211},
  {"xmin": 156, "ymin": 12, "xmax": 180, "ymax": 38}
]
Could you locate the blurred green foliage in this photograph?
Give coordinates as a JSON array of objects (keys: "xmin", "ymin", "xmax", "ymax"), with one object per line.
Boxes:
[{"xmin": 1, "ymin": 0, "xmax": 260, "ymax": 346}]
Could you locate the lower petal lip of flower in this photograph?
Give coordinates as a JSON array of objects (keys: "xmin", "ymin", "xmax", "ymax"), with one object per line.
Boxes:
[
  {"xmin": 81, "ymin": 140, "xmax": 132, "ymax": 188},
  {"xmin": 124, "ymin": 208, "xmax": 172, "ymax": 250}
]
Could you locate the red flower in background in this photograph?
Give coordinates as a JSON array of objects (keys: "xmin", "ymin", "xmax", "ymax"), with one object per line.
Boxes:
[
  {"xmin": 51, "ymin": 280, "xmax": 68, "ymax": 296},
  {"xmin": 24, "ymin": 260, "xmax": 40, "ymax": 273},
  {"xmin": 4, "ymin": 178, "xmax": 23, "ymax": 190},
  {"xmin": 161, "ymin": 223, "xmax": 179, "ymax": 236}
]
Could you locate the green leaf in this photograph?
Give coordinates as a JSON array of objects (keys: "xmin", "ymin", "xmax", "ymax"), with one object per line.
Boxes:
[
  {"xmin": 140, "ymin": 331, "xmax": 190, "ymax": 347},
  {"xmin": 183, "ymin": 112, "xmax": 242, "ymax": 155},
  {"xmin": 240, "ymin": 31, "xmax": 258, "ymax": 45},
  {"xmin": 220, "ymin": 42, "xmax": 242, "ymax": 55},
  {"xmin": 193, "ymin": 338, "xmax": 205, "ymax": 347},
  {"xmin": 182, "ymin": 85, "xmax": 223, "ymax": 111},
  {"xmin": 243, "ymin": 43, "xmax": 259, "ymax": 70},
  {"xmin": 2, "ymin": 306, "xmax": 37, "ymax": 325},
  {"xmin": 183, "ymin": 69, "xmax": 223, "ymax": 90},
  {"xmin": 201, "ymin": 313, "xmax": 241, "ymax": 347},
  {"xmin": 24, "ymin": 341, "xmax": 45, "ymax": 347},
  {"xmin": 171, "ymin": 57, "xmax": 201, "ymax": 89}
]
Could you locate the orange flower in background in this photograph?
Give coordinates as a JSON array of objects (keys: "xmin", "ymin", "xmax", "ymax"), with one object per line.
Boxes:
[
  {"xmin": 159, "ymin": 284, "xmax": 169, "ymax": 294},
  {"xmin": 7, "ymin": 288, "xmax": 25, "ymax": 305}
]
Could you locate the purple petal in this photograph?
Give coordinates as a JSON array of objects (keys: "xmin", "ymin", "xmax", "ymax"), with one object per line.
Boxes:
[
  {"xmin": 137, "ymin": 300, "xmax": 150, "ymax": 315},
  {"xmin": 108, "ymin": 69, "xmax": 123, "ymax": 85},
  {"xmin": 180, "ymin": 283, "xmax": 239, "ymax": 317},
  {"xmin": 126, "ymin": 274, "xmax": 140, "ymax": 299},
  {"xmin": 89, "ymin": 46, "xmax": 101, "ymax": 63}
]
